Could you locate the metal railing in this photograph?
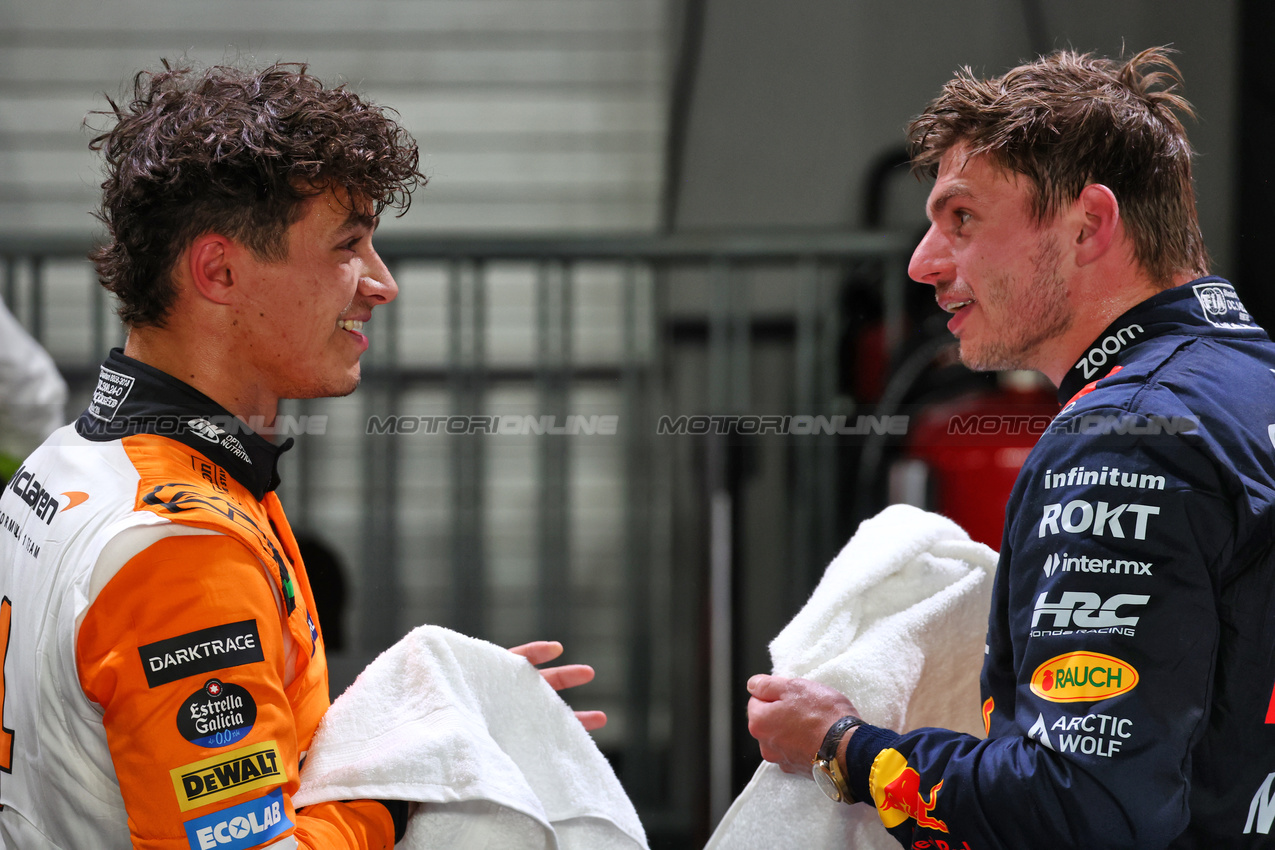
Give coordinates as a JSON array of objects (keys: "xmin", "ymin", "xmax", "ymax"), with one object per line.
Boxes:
[{"xmin": 1, "ymin": 229, "xmax": 916, "ymax": 847}]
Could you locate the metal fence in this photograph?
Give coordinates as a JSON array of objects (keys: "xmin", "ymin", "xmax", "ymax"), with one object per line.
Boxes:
[{"xmin": 1, "ymin": 229, "xmax": 915, "ymax": 847}]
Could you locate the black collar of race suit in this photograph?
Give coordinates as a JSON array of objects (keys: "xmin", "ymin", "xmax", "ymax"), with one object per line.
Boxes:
[
  {"xmin": 75, "ymin": 349, "xmax": 293, "ymax": 500},
  {"xmin": 1055, "ymin": 276, "xmax": 1268, "ymax": 405}
]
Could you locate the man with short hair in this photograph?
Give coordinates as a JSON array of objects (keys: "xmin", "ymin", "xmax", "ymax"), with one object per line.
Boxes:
[
  {"xmin": 0, "ymin": 61, "xmax": 598, "ymax": 849},
  {"xmin": 748, "ymin": 48, "xmax": 1275, "ymax": 848}
]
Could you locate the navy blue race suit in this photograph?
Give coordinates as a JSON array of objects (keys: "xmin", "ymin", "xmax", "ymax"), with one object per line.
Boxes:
[{"xmin": 843, "ymin": 278, "xmax": 1275, "ymax": 849}]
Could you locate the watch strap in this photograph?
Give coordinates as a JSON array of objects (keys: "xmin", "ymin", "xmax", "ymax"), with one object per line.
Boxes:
[{"xmin": 817, "ymin": 715, "xmax": 866, "ymax": 763}]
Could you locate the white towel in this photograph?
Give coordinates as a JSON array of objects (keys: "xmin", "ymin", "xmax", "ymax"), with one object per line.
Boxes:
[
  {"xmin": 706, "ymin": 504, "xmax": 997, "ymax": 850},
  {"xmin": 294, "ymin": 624, "xmax": 648, "ymax": 850}
]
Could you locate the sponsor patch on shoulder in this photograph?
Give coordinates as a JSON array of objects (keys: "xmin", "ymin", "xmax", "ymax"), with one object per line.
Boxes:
[
  {"xmin": 139, "ymin": 620, "xmax": 265, "ymax": 688},
  {"xmin": 1030, "ymin": 651, "xmax": 1138, "ymax": 702},
  {"xmin": 178, "ymin": 679, "xmax": 257, "ymax": 748},
  {"xmin": 171, "ymin": 740, "xmax": 283, "ymax": 811},
  {"xmin": 182, "ymin": 786, "xmax": 291, "ymax": 850}
]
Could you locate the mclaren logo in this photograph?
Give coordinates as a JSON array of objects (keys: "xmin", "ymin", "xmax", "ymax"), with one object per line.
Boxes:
[{"xmin": 60, "ymin": 491, "xmax": 89, "ymax": 511}]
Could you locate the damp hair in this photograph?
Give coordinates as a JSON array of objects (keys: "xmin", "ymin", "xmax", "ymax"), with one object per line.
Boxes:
[
  {"xmin": 908, "ymin": 46, "xmax": 1208, "ymax": 285},
  {"xmin": 88, "ymin": 60, "xmax": 425, "ymax": 327}
]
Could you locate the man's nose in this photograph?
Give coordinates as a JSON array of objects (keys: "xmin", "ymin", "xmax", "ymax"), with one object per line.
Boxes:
[
  {"xmin": 360, "ymin": 252, "xmax": 398, "ymax": 304},
  {"xmin": 908, "ymin": 224, "xmax": 953, "ymax": 286}
]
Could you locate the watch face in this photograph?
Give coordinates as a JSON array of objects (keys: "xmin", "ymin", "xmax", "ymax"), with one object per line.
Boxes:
[{"xmin": 812, "ymin": 762, "xmax": 843, "ymax": 802}]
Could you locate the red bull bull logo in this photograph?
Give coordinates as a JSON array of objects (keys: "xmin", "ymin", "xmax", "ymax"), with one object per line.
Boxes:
[{"xmin": 871, "ymin": 748, "xmax": 948, "ymax": 832}]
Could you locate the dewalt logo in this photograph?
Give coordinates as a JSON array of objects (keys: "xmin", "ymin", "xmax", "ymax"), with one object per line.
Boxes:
[
  {"xmin": 1030, "ymin": 652, "xmax": 1138, "ymax": 703},
  {"xmin": 170, "ymin": 740, "xmax": 282, "ymax": 811}
]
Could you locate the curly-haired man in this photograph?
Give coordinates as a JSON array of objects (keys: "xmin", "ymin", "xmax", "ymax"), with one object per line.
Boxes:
[
  {"xmin": 749, "ymin": 48, "xmax": 1275, "ymax": 848},
  {"xmin": 0, "ymin": 61, "xmax": 599, "ymax": 849}
]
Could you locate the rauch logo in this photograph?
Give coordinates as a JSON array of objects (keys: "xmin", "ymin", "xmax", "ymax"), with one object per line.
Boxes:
[{"xmin": 1030, "ymin": 651, "xmax": 1138, "ymax": 703}]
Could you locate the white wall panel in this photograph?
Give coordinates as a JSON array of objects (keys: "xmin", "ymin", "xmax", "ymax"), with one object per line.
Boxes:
[{"xmin": 0, "ymin": 0, "xmax": 670, "ymax": 236}]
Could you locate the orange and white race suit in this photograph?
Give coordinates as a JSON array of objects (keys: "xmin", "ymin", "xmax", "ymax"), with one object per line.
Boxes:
[{"xmin": 0, "ymin": 350, "xmax": 401, "ymax": 849}]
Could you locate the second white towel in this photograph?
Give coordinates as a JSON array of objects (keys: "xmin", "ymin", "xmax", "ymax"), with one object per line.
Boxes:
[
  {"xmin": 295, "ymin": 624, "xmax": 648, "ymax": 850},
  {"xmin": 707, "ymin": 504, "xmax": 998, "ymax": 850}
]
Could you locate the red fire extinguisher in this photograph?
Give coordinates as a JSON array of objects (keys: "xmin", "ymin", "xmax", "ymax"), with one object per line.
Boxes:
[{"xmin": 892, "ymin": 371, "xmax": 1058, "ymax": 549}]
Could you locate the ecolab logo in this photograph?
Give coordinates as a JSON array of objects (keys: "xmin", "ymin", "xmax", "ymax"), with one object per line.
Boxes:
[
  {"xmin": 182, "ymin": 787, "xmax": 291, "ymax": 850},
  {"xmin": 1042, "ymin": 553, "xmax": 1152, "ymax": 578},
  {"xmin": 1038, "ymin": 500, "xmax": 1160, "ymax": 540},
  {"xmin": 1030, "ymin": 591, "xmax": 1149, "ymax": 637}
]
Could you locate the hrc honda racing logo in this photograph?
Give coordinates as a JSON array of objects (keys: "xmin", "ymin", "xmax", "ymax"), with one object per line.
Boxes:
[
  {"xmin": 1030, "ymin": 591, "xmax": 1149, "ymax": 638},
  {"xmin": 182, "ymin": 786, "xmax": 291, "ymax": 850}
]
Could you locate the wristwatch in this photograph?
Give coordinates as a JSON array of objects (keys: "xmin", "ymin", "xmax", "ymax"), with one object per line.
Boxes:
[{"xmin": 812, "ymin": 715, "xmax": 866, "ymax": 804}]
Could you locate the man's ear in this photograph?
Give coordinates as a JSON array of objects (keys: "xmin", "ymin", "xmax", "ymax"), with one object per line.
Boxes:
[
  {"xmin": 185, "ymin": 234, "xmax": 236, "ymax": 306},
  {"xmin": 1072, "ymin": 184, "xmax": 1120, "ymax": 267}
]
